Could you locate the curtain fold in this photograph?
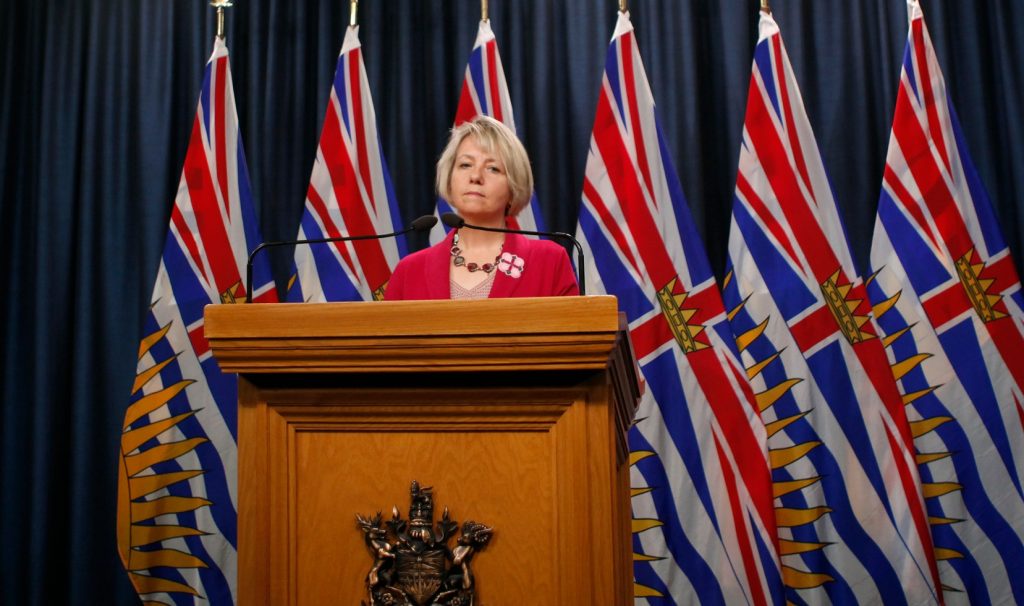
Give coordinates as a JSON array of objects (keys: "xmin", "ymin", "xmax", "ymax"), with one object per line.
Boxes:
[{"xmin": 1, "ymin": 1, "xmax": 1021, "ymax": 603}]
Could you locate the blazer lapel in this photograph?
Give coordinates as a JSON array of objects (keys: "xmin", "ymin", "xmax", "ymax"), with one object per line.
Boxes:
[{"xmin": 425, "ymin": 230, "xmax": 455, "ymax": 299}]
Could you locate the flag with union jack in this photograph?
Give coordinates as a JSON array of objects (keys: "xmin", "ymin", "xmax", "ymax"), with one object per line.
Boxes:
[
  {"xmin": 287, "ymin": 26, "xmax": 405, "ymax": 302},
  {"xmin": 116, "ymin": 36, "xmax": 276, "ymax": 605},
  {"xmin": 866, "ymin": 0, "xmax": 1024, "ymax": 601},
  {"xmin": 575, "ymin": 11, "xmax": 783, "ymax": 603},
  {"xmin": 721, "ymin": 9, "xmax": 942, "ymax": 604},
  {"xmin": 429, "ymin": 19, "xmax": 545, "ymax": 243}
]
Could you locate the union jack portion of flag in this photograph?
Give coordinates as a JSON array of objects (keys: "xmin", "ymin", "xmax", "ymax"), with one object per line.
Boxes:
[
  {"xmin": 429, "ymin": 19, "xmax": 545, "ymax": 243},
  {"xmin": 867, "ymin": 1, "xmax": 1024, "ymax": 601},
  {"xmin": 116, "ymin": 37, "xmax": 276, "ymax": 605},
  {"xmin": 575, "ymin": 12, "xmax": 783, "ymax": 604},
  {"xmin": 288, "ymin": 26, "xmax": 405, "ymax": 302},
  {"xmin": 721, "ymin": 11, "xmax": 942, "ymax": 604}
]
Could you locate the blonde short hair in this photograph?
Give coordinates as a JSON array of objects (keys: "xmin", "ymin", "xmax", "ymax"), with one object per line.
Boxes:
[{"xmin": 435, "ymin": 116, "xmax": 534, "ymax": 217}]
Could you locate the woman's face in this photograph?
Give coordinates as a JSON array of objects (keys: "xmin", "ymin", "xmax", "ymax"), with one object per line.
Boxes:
[{"xmin": 448, "ymin": 135, "xmax": 512, "ymax": 225}]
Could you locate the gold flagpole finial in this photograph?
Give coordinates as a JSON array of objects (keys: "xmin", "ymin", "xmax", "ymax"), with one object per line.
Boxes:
[
  {"xmin": 760, "ymin": 0, "xmax": 771, "ymax": 14},
  {"xmin": 211, "ymin": 0, "xmax": 233, "ymax": 39},
  {"xmin": 619, "ymin": 0, "xmax": 627, "ymax": 13},
  {"xmin": 481, "ymin": 0, "xmax": 489, "ymax": 22},
  {"xmin": 350, "ymin": 0, "xmax": 358, "ymax": 27}
]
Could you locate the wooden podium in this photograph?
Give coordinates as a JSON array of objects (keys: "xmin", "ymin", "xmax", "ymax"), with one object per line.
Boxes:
[{"xmin": 205, "ymin": 296, "xmax": 640, "ymax": 605}]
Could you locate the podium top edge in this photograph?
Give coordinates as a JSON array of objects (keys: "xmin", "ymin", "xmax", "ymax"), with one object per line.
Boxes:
[{"xmin": 204, "ymin": 295, "xmax": 622, "ymax": 340}]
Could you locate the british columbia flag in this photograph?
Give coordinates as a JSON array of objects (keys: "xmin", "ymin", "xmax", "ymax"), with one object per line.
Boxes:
[
  {"xmin": 287, "ymin": 26, "xmax": 405, "ymax": 302},
  {"xmin": 429, "ymin": 19, "xmax": 545, "ymax": 243},
  {"xmin": 116, "ymin": 36, "xmax": 276, "ymax": 605},
  {"xmin": 721, "ymin": 10, "xmax": 942, "ymax": 604},
  {"xmin": 575, "ymin": 12, "xmax": 783, "ymax": 604},
  {"xmin": 867, "ymin": 0, "xmax": 1024, "ymax": 601}
]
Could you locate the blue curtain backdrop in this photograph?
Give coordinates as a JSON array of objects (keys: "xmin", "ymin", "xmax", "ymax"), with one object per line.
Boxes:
[{"xmin": 1, "ymin": 0, "xmax": 1022, "ymax": 603}]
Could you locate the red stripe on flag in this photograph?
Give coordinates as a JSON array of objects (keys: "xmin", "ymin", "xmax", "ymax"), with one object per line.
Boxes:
[
  {"xmin": 982, "ymin": 253, "xmax": 1023, "ymax": 297},
  {"xmin": 188, "ymin": 324, "xmax": 211, "ymax": 359},
  {"xmin": 788, "ymin": 305, "xmax": 837, "ymax": 354},
  {"xmin": 182, "ymin": 115, "xmax": 242, "ymax": 295},
  {"xmin": 891, "ymin": 79, "xmax": 972, "ymax": 259},
  {"xmin": 712, "ymin": 432, "xmax": 770, "ymax": 606},
  {"xmin": 306, "ymin": 181, "xmax": 356, "ymax": 274},
  {"xmin": 348, "ymin": 49, "xmax": 376, "ymax": 214},
  {"xmin": 170, "ymin": 206, "xmax": 207, "ymax": 283},
  {"xmin": 912, "ymin": 20, "xmax": 951, "ymax": 175},
  {"xmin": 735, "ymin": 171, "xmax": 800, "ymax": 264},
  {"xmin": 687, "ymin": 347, "xmax": 778, "ymax": 543},
  {"xmin": 920, "ymin": 281, "xmax": 972, "ymax": 329},
  {"xmin": 744, "ymin": 74, "xmax": 839, "ymax": 282},
  {"xmin": 1015, "ymin": 393, "xmax": 1024, "ymax": 441},
  {"xmin": 721, "ymin": 354, "xmax": 778, "ymax": 538},
  {"xmin": 591, "ymin": 90, "xmax": 676, "ymax": 288},
  {"xmin": 319, "ymin": 101, "xmax": 392, "ymax": 291},
  {"xmin": 454, "ymin": 78, "xmax": 478, "ymax": 126},
  {"xmin": 582, "ymin": 176, "xmax": 640, "ymax": 275},
  {"xmin": 629, "ymin": 315, "xmax": 675, "ymax": 362},
  {"xmin": 883, "ymin": 164, "xmax": 941, "ymax": 251},
  {"xmin": 620, "ymin": 34, "xmax": 656, "ymax": 205},
  {"xmin": 215, "ymin": 56, "xmax": 230, "ymax": 220},
  {"xmin": 851, "ymin": 337, "xmax": 914, "ymax": 449},
  {"xmin": 486, "ymin": 41, "xmax": 503, "ymax": 123},
  {"xmin": 880, "ymin": 418, "xmax": 943, "ymax": 603},
  {"xmin": 770, "ymin": 35, "xmax": 813, "ymax": 201},
  {"xmin": 986, "ymin": 317, "xmax": 1024, "ymax": 394},
  {"xmin": 251, "ymin": 288, "xmax": 277, "ymax": 304}
]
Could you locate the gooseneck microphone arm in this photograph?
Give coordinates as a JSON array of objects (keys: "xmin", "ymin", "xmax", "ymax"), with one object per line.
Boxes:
[
  {"xmin": 440, "ymin": 212, "xmax": 586, "ymax": 296},
  {"xmin": 244, "ymin": 214, "xmax": 438, "ymax": 303}
]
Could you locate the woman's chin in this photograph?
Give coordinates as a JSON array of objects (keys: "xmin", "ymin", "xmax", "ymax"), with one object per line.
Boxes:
[{"xmin": 454, "ymin": 209, "xmax": 506, "ymax": 226}]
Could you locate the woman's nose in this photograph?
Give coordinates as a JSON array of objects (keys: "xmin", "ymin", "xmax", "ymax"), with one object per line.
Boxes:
[{"xmin": 469, "ymin": 166, "xmax": 483, "ymax": 182}]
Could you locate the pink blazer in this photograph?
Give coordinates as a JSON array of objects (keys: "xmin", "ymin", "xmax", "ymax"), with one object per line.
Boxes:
[{"xmin": 384, "ymin": 230, "xmax": 579, "ymax": 300}]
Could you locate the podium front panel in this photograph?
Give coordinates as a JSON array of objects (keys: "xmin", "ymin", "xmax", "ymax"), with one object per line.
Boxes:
[{"xmin": 238, "ymin": 374, "xmax": 631, "ymax": 605}]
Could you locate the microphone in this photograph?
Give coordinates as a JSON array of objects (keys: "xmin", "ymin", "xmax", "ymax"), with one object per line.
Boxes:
[
  {"xmin": 244, "ymin": 214, "xmax": 438, "ymax": 303},
  {"xmin": 440, "ymin": 212, "xmax": 586, "ymax": 295}
]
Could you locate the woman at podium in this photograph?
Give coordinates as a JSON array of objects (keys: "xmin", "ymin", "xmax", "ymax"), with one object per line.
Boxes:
[{"xmin": 385, "ymin": 116, "xmax": 579, "ymax": 301}]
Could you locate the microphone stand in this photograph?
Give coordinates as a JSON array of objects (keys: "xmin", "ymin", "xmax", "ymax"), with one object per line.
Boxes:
[{"xmin": 244, "ymin": 215, "xmax": 438, "ymax": 303}]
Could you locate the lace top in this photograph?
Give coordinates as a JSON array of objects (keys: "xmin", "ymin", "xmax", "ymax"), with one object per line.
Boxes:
[{"xmin": 450, "ymin": 273, "xmax": 495, "ymax": 299}]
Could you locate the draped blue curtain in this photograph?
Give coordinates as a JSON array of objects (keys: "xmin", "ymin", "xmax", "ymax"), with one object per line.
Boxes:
[{"xmin": 2, "ymin": 1, "xmax": 1021, "ymax": 603}]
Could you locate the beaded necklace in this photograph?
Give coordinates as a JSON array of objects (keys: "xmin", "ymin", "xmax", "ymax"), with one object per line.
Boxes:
[{"xmin": 450, "ymin": 230, "xmax": 502, "ymax": 273}]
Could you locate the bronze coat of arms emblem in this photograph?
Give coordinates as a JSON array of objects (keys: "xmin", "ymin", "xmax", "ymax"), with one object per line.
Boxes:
[{"xmin": 357, "ymin": 481, "xmax": 493, "ymax": 606}]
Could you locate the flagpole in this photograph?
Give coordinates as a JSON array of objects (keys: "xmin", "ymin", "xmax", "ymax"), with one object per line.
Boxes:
[
  {"xmin": 619, "ymin": 0, "xmax": 627, "ymax": 12},
  {"xmin": 481, "ymin": 0, "xmax": 488, "ymax": 22},
  {"xmin": 760, "ymin": 0, "xmax": 771, "ymax": 14},
  {"xmin": 211, "ymin": 0, "xmax": 233, "ymax": 40},
  {"xmin": 350, "ymin": 0, "xmax": 358, "ymax": 27}
]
